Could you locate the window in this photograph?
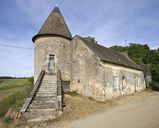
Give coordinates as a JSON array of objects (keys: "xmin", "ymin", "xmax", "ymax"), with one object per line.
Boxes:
[
  {"xmin": 113, "ymin": 76, "xmax": 119, "ymax": 91},
  {"xmin": 134, "ymin": 77, "xmax": 139, "ymax": 87},
  {"xmin": 62, "ymin": 81, "xmax": 70, "ymax": 93},
  {"xmin": 121, "ymin": 76, "xmax": 126, "ymax": 89}
]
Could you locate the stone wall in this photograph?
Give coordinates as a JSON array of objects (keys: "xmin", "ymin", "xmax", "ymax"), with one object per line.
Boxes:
[
  {"xmin": 71, "ymin": 37, "xmax": 104, "ymax": 101},
  {"xmin": 34, "ymin": 36, "xmax": 146, "ymax": 102},
  {"xmin": 99, "ymin": 62, "xmax": 146, "ymax": 100},
  {"xmin": 34, "ymin": 36, "xmax": 71, "ymax": 83},
  {"xmin": 71, "ymin": 37, "xmax": 146, "ymax": 101}
]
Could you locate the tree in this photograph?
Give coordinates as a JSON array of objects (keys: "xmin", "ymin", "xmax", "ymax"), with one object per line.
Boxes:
[
  {"xmin": 110, "ymin": 45, "xmax": 128, "ymax": 52},
  {"xmin": 128, "ymin": 43, "xmax": 150, "ymax": 64},
  {"xmin": 110, "ymin": 43, "xmax": 159, "ymax": 89},
  {"xmin": 85, "ymin": 36, "xmax": 98, "ymax": 43}
]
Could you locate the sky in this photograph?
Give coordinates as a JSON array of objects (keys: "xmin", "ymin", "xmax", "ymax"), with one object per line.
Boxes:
[{"xmin": 0, "ymin": 0, "xmax": 158, "ymax": 77}]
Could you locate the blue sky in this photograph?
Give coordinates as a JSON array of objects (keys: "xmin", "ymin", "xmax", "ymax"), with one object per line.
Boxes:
[{"xmin": 0, "ymin": 0, "xmax": 158, "ymax": 77}]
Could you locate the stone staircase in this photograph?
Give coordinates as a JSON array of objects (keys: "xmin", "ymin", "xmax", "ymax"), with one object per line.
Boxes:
[{"xmin": 24, "ymin": 74, "xmax": 58, "ymax": 122}]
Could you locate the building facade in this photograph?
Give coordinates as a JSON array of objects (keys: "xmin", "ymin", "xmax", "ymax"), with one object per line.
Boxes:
[{"xmin": 33, "ymin": 6, "xmax": 146, "ymax": 102}]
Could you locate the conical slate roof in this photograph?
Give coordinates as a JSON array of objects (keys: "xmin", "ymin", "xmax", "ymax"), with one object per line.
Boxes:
[{"xmin": 32, "ymin": 6, "xmax": 72, "ymax": 42}]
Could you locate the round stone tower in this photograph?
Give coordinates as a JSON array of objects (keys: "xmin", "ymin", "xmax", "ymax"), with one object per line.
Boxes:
[{"xmin": 32, "ymin": 6, "xmax": 72, "ymax": 82}]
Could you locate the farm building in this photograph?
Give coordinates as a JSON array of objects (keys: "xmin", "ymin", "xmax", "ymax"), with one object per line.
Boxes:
[{"xmin": 21, "ymin": 6, "xmax": 147, "ymax": 121}]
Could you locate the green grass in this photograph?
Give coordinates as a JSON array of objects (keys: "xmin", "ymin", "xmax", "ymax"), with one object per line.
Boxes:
[
  {"xmin": 0, "ymin": 77, "xmax": 33, "ymax": 118},
  {"xmin": 0, "ymin": 78, "xmax": 30, "ymax": 90}
]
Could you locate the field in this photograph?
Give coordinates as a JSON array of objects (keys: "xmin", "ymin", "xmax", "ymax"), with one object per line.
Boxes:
[{"xmin": 0, "ymin": 78, "xmax": 33, "ymax": 121}]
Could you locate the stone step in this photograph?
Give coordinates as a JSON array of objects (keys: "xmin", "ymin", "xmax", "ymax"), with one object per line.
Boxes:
[
  {"xmin": 38, "ymin": 89, "xmax": 57, "ymax": 92},
  {"xmin": 40, "ymin": 83, "xmax": 57, "ymax": 86},
  {"xmin": 41, "ymin": 84, "xmax": 56, "ymax": 86},
  {"xmin": 40, "ymin": 85, "xmax": 56, "ymax": 87},
  {"xmin": 27, "ymin": 115, "xmax": 56, "ymax": 122},
  {"xmin": 38, "ymin": 88, "xmax": 56, "ymax": 91},
  {"xmin": 39, "ymin": 88, "xmax": 57, "ymax": 91},
  {"xmin": 25, "ymin": 109, "xmax": 57, "ymax": 122},
  {"xmin": 34, "ymin": 96, "xmax": 57, "ymax": 101},
  {"xmin": 32, "ymin": 100, "xmax": 56, "ymax": 104},
  {"xmin": 41, "ymin": 82, "xmax": 57, "ymax": 85},
  {"xmin": 42, "ymin": 81, "xmax": 56, "ymax": 83},
  {"xmin": 36, "ymin": 93, "xmax": 57, "ymax": 97},
  {"xmin": 32, "ymin": 99, "xmax": 57, "ymax": 104},
  {"xmin": 29, "ymin": 103, "xmax": 57, "ymax": 109},
  {"xmin": 36, "ymin": 93, "xmax": 57, "ymax": 96},
  {"xmin": 34, "ymin": 96, "xmax": 57, "ymax": 100},
  {"xmin": 43, "ymin": 77, "xmax": 57, "ymax": 81},
  {"xmin": 29, "ymin": 103, "xmax": 57, "ymax": 110},
  {"xmin": 28, "ymin": 108, "xmax": 57, "ymax": 113},
  {"xmin": 38, "ymin": 91, "xmax": 57, "ymax": 93},
  {"xmin": 37, "ymin": 91, "xmax": 56, "ymax": 94},
  {"xmin": 39, "ymin": 87, "xmax": 56, "ymax": 89}
]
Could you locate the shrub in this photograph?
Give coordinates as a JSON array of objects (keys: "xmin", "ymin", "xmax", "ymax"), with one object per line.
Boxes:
[
  {"xmin": 150, "ymin": 81, "xmax": 159, "ymax": 91},
  {"xmin": 3, "ymin": 116, "xmax": 13, "ymax": 124}
]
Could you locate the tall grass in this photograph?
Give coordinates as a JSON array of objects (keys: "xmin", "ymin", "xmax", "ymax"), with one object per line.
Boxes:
[{"xmin": 0, "ymin": 77, "xmax": 33, "ymax": 117}]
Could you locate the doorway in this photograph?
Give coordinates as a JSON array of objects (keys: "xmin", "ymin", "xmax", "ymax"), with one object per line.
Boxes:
[{"xmin": 48, "ymin": 55, "xmax": 55, "ymax": 74}]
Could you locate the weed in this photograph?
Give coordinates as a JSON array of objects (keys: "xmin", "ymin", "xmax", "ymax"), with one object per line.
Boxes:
[
  {"xmin": 88, "ymin": 96, "xmax": 94, "ymax": 101},
  {"xmin": 66, "ymin": 91, "xmax": 78, "ymax": 96},
  {"xmin": 3, "ymin": 116, "xmax": 13, "ymax": 124}
]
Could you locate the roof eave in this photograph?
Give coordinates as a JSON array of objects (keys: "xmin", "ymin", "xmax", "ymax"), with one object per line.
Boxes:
[
  {"xmin": 32, "ymin": 33, "xmax": 72, "ymax": 43},
  {"xmin": 100, "ymin": 59, "xmax": 143, "ymax": 71}
]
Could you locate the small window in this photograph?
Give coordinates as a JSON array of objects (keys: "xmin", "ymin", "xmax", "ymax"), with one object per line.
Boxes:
[
  {"xmin": 62, "ymin": 81, "xmax": 70, "ymax": 93},
  {"xmin": 113, "ymin": 76, "xmax": 119, "ymax": 91}
]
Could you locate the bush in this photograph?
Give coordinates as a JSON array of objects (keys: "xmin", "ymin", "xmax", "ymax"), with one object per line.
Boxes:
[
  {"xmin": 150, "ymin": 81, "xmax": 159, "ymax": 91},
  {"xmin": 3, "ymin": 116, "xmax": 13, "ymax": 124}
]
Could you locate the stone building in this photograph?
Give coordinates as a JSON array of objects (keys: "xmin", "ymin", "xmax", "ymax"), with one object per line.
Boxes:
[{"xmin": 21, "ymin": 6, "xmax": 146, "ymax": 121}]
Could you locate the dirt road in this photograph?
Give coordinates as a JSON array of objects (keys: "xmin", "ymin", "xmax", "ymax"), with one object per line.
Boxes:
[{"xmin": 65, "ymin": 91, "xmax": 159, "ymax": 128}]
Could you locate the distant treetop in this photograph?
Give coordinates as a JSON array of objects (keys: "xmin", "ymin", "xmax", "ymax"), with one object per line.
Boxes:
[{"xmin": 84, "ymin": 36, "xmax": 98, "ymax": 44}]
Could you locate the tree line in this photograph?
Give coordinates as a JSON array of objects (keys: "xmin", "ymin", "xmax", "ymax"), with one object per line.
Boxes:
[{"xmin": 111, "ymin": 44, "xmax": 159, "ymax": 90}]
